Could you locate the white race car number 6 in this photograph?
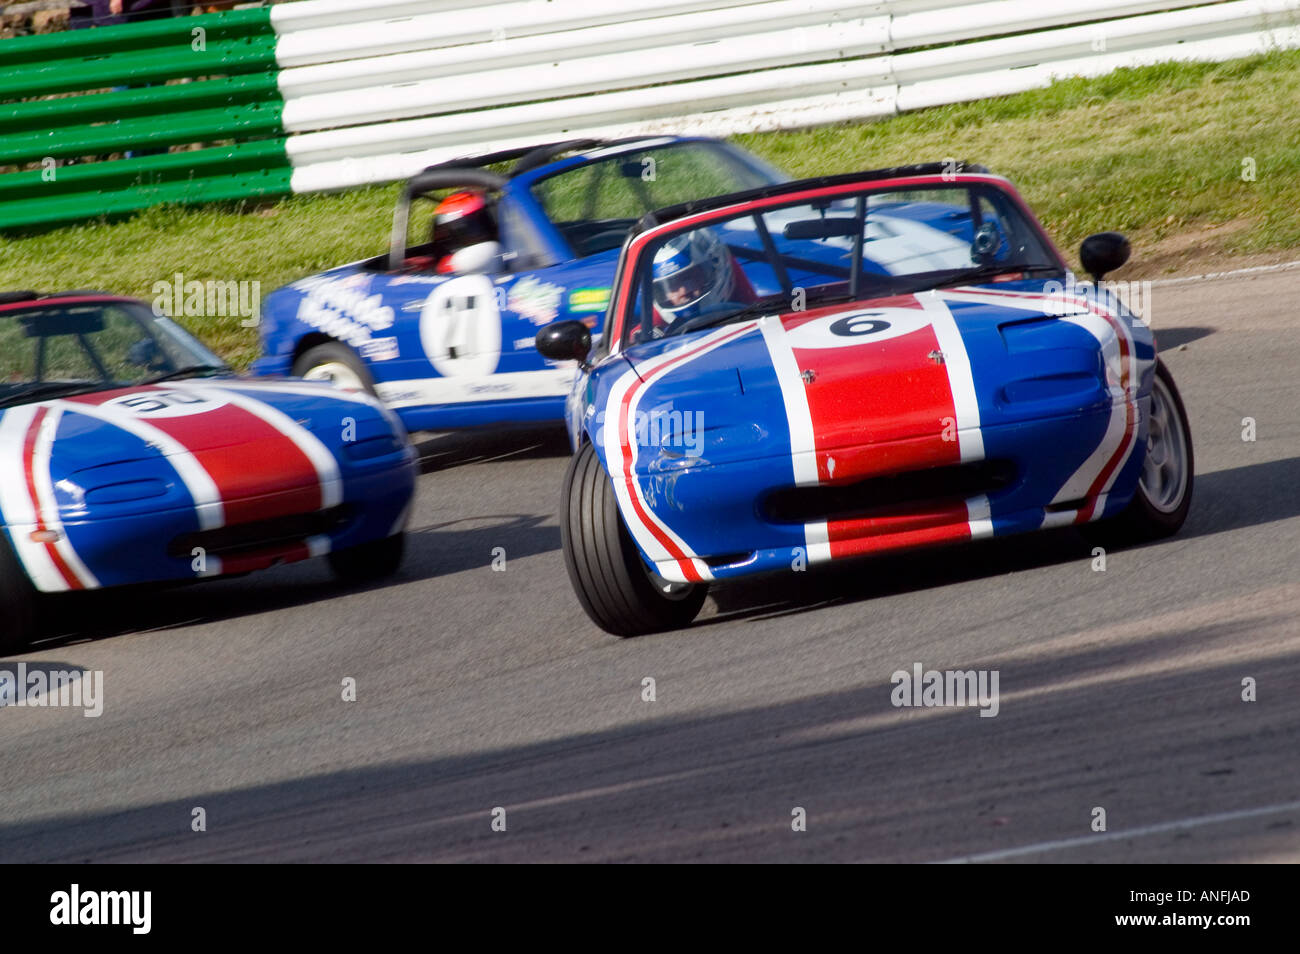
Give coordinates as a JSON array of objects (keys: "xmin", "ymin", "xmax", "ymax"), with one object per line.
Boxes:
[{"xmin": 785, "ymin": 307, "xmax": 935, "ymax": 349}]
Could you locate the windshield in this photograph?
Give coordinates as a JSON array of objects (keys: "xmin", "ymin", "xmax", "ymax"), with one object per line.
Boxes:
[
  {"xmin": 531, "ymin": 140, "xmax": 783, "ymax": 258},
  {"xmin": 620, "ymin": 182, "xmax": 1062, "ymax": 348},
  {"xmin": 0, "ymin": 299, "xmax": 228, "ymax": 408}
]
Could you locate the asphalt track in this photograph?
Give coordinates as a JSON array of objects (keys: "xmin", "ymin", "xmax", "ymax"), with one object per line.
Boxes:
[{"xmin": 1, "ymin": 270, "xmax": 1297, "ymax": 863}]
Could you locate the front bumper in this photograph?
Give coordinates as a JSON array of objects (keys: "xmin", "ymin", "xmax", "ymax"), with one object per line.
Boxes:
[
  {"xmin": 11, "ymin": 452, "xmax": 416, "ymax": 593},
  {"xmin": 628, "ymin": 399, "xmax": 1146, "ymax": 583}
]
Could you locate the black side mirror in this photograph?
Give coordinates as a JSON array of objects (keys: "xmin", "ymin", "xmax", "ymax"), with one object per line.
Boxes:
[
  {"xmin": 535, "ymin": 320, "xmax": 591, "ymax": 364},
  {"xmin": 1079, "ymin": 232, "xmax": 1130, "ymax": 283}
]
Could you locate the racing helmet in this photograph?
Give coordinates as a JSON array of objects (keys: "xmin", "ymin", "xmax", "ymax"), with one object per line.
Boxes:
[
  {"xmin": 432, "ymin": 190, "xmax": 495, "ymax": 248},
  {"xmin": 651, "ymin": 228, "xmax": 734, "ymax": 323}
]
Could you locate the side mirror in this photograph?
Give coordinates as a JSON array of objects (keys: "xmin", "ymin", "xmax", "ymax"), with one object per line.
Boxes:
[
  {"xmin": 1079, "ymin": 232, "xmax": 1130, "ymax": 283},
  {"xmin": 535, "ymin": 320, "xmax": 591, "ymax": 364}
]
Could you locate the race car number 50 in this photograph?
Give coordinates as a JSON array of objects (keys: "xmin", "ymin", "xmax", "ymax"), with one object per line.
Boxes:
[{"xmin": 105, "ymin": 390, "xmax": 226, "ymax": 417}]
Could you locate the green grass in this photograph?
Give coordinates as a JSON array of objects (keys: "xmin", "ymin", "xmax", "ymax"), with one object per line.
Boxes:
[{"xmin": 3, "ymin": 50, "xmax": 1300, "ymax": 368}]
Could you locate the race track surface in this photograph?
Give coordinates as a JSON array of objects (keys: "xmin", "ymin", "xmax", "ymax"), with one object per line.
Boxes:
[{"xmin": 2, "ymin": 270, "xmax": 1298, "ymax": 862}]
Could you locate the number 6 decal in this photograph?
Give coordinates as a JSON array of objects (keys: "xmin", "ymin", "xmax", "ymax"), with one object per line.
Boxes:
[
  {"xmin": 829, "ymin": 313, "xmax": 891, "ymax": 337},
  {"xmin": 785, "ymin": 307, "xmax": 934, "ymax": 349},
  {"xmin": 419, "ymin": 274, "xmax": 502, "ymax": 378}
]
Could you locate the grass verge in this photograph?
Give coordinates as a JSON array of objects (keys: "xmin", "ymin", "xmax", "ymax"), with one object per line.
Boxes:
[{"xmin": 3, "ymin": 50, "xmax": 1299, "ymax": 367}]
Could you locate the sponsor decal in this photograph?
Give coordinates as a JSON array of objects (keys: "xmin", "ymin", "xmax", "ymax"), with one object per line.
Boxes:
[
  {"xmin": 390, "ymin": 273, "xmax": 447, "ymax": 286},
  {"xmin": 508, "ymin": 276, "xmax": 564, "ymax": 325},
  {"xmin": 375, "ymin": 385, "xmax": 420, "ymax": 404},
  {"xmin": 568, "ymin": 287, "xmax": 611, "ymax": 313},
  {"xmin": 360, "ymin": 336, "xmax": 400, "ymax": 361},
  {"xmin": 294, "ymin": 275, "xmax": 395, "ymax": 352}
]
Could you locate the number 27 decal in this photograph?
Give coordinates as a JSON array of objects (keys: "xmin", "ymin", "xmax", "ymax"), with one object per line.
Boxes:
[{"xmin": 418, "ymin": 275, "xmax": 502, "ymax": 377}]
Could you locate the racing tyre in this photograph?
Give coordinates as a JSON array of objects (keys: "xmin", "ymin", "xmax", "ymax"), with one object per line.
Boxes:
[
  {"xmin": 292, "ymin": 342, "xmax": 376, "ymax": 395},
  {"xmin": 1093, "ymin": 359, "xmax": 1194, "ymax": 543},
  {"xmin": 561, "ymin": 442, "xmax": 708, "ymax": 637},
  {"xmin": 329, "ymin": 533, "xmax": 405, "ymax": 583},
  {"xmin": 0, "ymin": 534, "xmax": 38, "ymax": 655}
]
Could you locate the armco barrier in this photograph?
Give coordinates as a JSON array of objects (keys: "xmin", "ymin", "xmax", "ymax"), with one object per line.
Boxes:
[{"xmin": 1, "ymin": 0, "xmax": 1298, "ymax": 230}]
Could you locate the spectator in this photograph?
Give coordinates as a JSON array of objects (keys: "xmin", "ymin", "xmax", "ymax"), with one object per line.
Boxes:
[{"xmin": 73, "ymin": 0, "xmax": 184, "ymax": 28}]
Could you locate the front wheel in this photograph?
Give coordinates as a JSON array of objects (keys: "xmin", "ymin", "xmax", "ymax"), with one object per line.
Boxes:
[
  {"xmin": 560, "ymin": 442, "xmax": 708, "ymax": 636},
  {"xmin": 292, "ymin": 341, "xmax": 375, "ymax": 395},
  {"xmin": 1097, "ymin": 359, "xmax": 1194, "ymax": 542},
  {"xmin": 328, "ymin": 533, "xmax": 405, "ymax": 583}
]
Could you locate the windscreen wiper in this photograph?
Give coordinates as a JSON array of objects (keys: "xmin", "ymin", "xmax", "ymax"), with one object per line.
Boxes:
[
  {"xmin": 139, "ymin": 364, "xmax": 229, "ymax": 385},
  {"xmin": 930, "ymin": 262, "xmax": 1062, "ymax": 289},
  {"xmin": 0, "ymin": 381, "xmax": 104, "ymax": 408},
  {"xmin": 666, "ymin": 279, "xmax": 913, "ymax": 338},
  {"xmin": 665, "ymin": 298, "xmax": 787, "ymax": 337}
]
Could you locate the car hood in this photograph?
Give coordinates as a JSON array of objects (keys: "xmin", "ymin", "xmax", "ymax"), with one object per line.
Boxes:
[
  {"xmin": 43, "ymin": 379, "xmax": 394, "ymax": 460},
  {"xmin": 608, "ymin": 287, "xmax": 1142, "ymax": 479}
]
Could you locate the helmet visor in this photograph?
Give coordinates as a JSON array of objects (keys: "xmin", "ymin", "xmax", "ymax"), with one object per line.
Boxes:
[{"xmin": 653, "ymin": 260, "xmax": 713, "ymax": 309}]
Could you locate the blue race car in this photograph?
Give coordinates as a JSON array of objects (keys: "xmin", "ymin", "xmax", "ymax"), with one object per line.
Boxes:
[
  {"xmin": 536, "ymin": 164, "xmax": 1194, "ymax": 636},
  {"xmin": 251, "ymin": 136, "xmax": 785, "ymax": 431},
  {"xmin": 0, "ymin": 291, "xmax": 416, "ymax": 653}
]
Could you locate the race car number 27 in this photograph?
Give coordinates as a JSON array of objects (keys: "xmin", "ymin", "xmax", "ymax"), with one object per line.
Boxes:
[{"xmin": 418, "ymin": 275, "xmax": 502, "ymax": 378}]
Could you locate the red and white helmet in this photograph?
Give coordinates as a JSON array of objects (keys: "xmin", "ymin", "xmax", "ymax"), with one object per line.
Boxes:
[{"xmin": 432, "ymin": 190, "xmax": 495, "ymax": 248}]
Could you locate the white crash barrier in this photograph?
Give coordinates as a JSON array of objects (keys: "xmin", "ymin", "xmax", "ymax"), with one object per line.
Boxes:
[{"xmin": 271, "ymin": 0, "xmax": 1300, "ymax": 194}]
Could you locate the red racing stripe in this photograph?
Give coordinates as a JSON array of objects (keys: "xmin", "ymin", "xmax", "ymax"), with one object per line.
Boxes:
[
  {"xmin": 217, "ymin": 540, "xmax": 312, "ymax": 576},
  {"xmin": 65, "ymin": 388, "xmax": 322, "ymax": 525},
  {"xmin": 825, "ymin": 499, "xmax": 972, "ymax": 558},
  {"xmin": 1074, "ymin": 304, "xmax": 1135, "ymax": 523},
  {"xmin": 22, "ymin": 407, "xmax": 82, "ymax": 590},
  {"xmin": 775, "ymin": 297, "xmax": 965, "ymax": 559},
  {"xmin": 784, "ymin": 297, "xmax": 960, "ymax": 484}
]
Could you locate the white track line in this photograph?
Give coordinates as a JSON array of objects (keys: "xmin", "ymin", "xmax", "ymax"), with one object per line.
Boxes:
[
  {"xmin": 1147, "ymin": 259, "xmax": 1300, "ymax": 286},
  {"xmin": 932, "ymin": 799, "xmax": 1300, "ymax": 863}
]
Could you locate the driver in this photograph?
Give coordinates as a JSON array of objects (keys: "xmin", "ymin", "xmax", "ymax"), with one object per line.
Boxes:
[
  {"xmin": 430, "ymin": 189, "xmax": 502, "ymax": 275},
  {"xmin": 651, "ymin": 227, "xmax": 743, "ymax": 327}
]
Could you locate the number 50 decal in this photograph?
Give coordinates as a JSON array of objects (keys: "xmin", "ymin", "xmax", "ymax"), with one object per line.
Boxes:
[{"xmin": 418, "ymin": 275, "xmax": 502, "ymax": 378}]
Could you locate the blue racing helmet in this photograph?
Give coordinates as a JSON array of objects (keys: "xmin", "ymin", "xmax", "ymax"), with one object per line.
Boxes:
[{"xmin": 651, "ymin": 228, "xmax": 734, "ymax": 323}]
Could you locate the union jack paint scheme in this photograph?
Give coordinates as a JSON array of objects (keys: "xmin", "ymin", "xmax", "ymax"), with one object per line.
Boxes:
[
  {"xmin": 251, "ymin": 136, "xmax": 785, "ymax": 431},
  {"xmin": 538, "ymin": 164, "xmax": 1194, "ymax": 636},
  {"xmin": 0, "ymin": 293, "xmax": 416, "ymax": 653}
]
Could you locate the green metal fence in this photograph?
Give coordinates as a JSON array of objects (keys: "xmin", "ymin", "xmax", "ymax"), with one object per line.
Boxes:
[{"xmin": 0, "ymin": 8, "xmax": 291, "ymax": 231}]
